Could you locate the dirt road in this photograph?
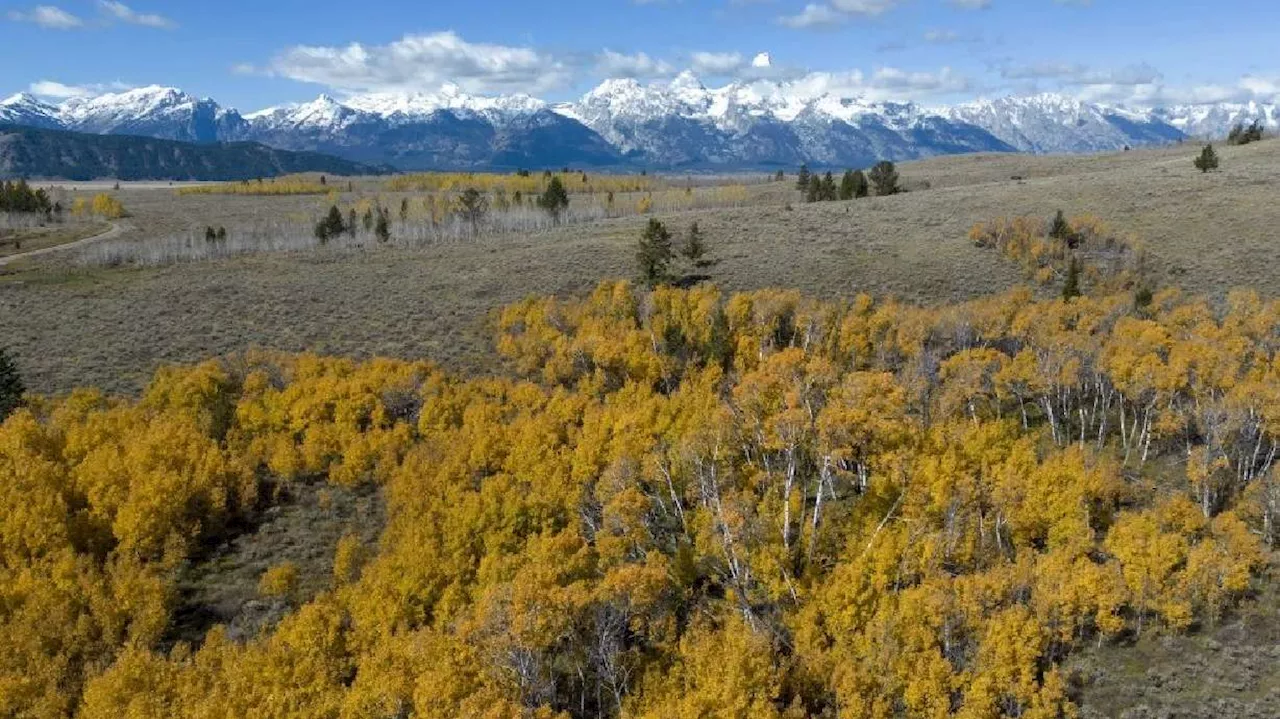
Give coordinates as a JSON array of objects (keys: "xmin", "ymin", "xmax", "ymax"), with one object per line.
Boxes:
[{"xmin": 0, "ymin": 221, "xmax": 124, "ymax": 267}]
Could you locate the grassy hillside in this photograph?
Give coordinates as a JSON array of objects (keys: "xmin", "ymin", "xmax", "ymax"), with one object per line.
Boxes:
[
  {"xmin": 0, "ymin": 124, "xmax": 387, "ymax": 181},
  {"xmin": 1, "ymin": 140, "xmax": 1277, "ymax": 396}
]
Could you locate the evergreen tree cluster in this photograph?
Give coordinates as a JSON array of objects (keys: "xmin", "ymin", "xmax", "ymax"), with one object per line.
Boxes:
[
  {"xmin": 795, "ymin": 162, "xmax": 892, "ymax": 203},
  {"xmin": 0, "ymin": 180, "xmax": 55, "ymax": 216},
  {"xmin": 636, "ymin": 219, "xmax": 714, "ymax": 288},
  {"xmin": 313, "ymin": 203, "xmax": 394, "ymax": 244},
  {"xmin": 1227, "ymin": 120, "xmax": 1265, "ymax": 146},
  {"xmin": 314, "ymin": 205, "xmax": 348, "ymax": 242}
]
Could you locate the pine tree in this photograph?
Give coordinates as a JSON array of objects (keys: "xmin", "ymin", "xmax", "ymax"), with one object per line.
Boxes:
[
  {"xmin": 537, "ymin": 176, "xmax": 570, "ymax": 222},
  {"xmin": 1049, "ymin": 210, "xmax": 1075, "ymax": 247},
  {"xmin": 458, "ymin": 188, "xmax": 488, "ymax": 236},
  {"xmin": 637, "ymin": 218, "xmax": 674, "ymax": 289},
  {"xmin": 795, "ymin": 163, "xmax": 812, "ymax": 191},
  {"xmin": 362, "ymin": 207, "xmax": 375, "ymax": 232},
  {"xmin": 0, "ymin": 346, "xmax": 24, "ymax": 422},
  {"xmin": 400, "ymin": 198, "xmax": 410, "ymax": 222},
  {"xmin": 1062, "ymin": 256, "xmax": 1082, "ymax": 301},
  {"xmin": 681, "ymin": 221, "xmax": 706, "ymax": 267},
  {"xmin": 839, "ymin": 170, "xmax": 856, "ymax": 200},
  {"xmin": 347, "ymin": 208, "xmax": 358, "ymax": 237},
  {"xmin": 216, "ymin": 227, "xmax": 227, "ymax": 241},
  {"xmin": 1194, "ymin": 144, "xmax": 1219, "ymax": 173},
  {"xmin": 314, "ymin": 205, "xmax": 346, "ymax": 242},
  {"xmin": 868, "ymin": 161, "xmax": 900, "ymax": 196},
  {"xmin": 806, "ymin": 177, "xmax": 821, "ymax": 203},
  {"xmin": 375, "ymin": 208, "xmax": 391, "ymax": 243},
  {"xmin": 852, "ymin": 169, "xmax": 869, "ymax": 198},
  {"xmin": 205, "ymin": 226, "xmax": 217, "ymax": 243},
  {"xmin": 774, "ymin": 169, "xmax": 785, "ymax": 182},
  {"xmin": 820, "ymin": 172, "xmax": 838, "ymax": 201}
]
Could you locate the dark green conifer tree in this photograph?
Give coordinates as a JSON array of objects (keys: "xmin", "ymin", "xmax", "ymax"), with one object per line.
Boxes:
[{"xmin": 637, "ymin": 218, "xmax": 674, "ymax": 289}]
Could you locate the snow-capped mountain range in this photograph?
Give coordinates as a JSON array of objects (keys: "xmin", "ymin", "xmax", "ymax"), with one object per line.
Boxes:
[{"xmin": 2, "ymin": 78, "xmax": 1276, "ymax": 170}]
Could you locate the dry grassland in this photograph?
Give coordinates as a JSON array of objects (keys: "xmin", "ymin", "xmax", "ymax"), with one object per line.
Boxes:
[{"xmin": 1, "ymin": 139, "xmax": 1278, "ymax": 395}]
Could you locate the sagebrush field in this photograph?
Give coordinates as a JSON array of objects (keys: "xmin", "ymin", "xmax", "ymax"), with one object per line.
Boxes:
[{"xmin": 3, "ymin": 140, "xmax": 1279, "ymax": 396}]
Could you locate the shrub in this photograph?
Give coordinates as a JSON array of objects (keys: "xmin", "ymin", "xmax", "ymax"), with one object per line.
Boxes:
[
  {"xmin": 258, "ymin": 562, "xmax": 300, "ymax": 599},
  {"xmin": 90, "ymin": 194, "xmax": 126, "ymax": 219},
  {"xmin": 1194, "ymin": 144, "xmax": 1219, "ymax": 173}
]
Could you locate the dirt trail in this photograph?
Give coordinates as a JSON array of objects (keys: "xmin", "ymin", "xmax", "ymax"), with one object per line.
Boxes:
[{"xmin": 0, "ymin": 221, "xmax": 124, "ymax": 267}]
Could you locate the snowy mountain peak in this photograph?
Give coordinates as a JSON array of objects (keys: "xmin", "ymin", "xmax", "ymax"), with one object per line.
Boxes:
[
  {"xmin": 583, "ymin": 78, "xmax": 646, "ymax": 102},
  {"xmin": 0, "ymin": 92, "xmax": 61, "ymax": 128},
  {"xmin": 3, "ymin": 78, "xmax": 1275, "ymax": 170},
  {"xmin": 2, "ymin": 92, "xmax": 44, "ymax": 107},
  {"xmin": 670, "ymin": 71, "xmax": 706, "ymax": 92}
]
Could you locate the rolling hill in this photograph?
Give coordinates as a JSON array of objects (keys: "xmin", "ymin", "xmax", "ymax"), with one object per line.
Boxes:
[{"xmin": 0, "ymin": 123, "xmax": 386, "ymax": 181}]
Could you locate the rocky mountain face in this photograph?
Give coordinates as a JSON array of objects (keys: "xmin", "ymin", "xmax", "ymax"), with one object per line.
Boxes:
[{"xmin": 1, "ymin": 79, "xmax": 1276, "ymax": 171}]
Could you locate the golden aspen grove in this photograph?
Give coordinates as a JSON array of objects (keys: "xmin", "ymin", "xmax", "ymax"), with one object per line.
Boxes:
[{"xmin": 2, "ymin": 214, "xmax": 1279, "ymax": 718}]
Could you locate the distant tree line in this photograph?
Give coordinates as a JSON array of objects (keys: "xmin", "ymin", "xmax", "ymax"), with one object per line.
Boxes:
[
  {"xmin": 1227, "ymin": 120, "xmax": 1265, "ymax": 146},
  {"xmin": 794, "ymin": 161, "xmax": 899, "ymax": 202}
]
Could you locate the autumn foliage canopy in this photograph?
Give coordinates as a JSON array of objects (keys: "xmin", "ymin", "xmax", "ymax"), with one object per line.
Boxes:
[{"xmin": 2, "ymin": 264, "xmax": 1278, "ymax": 717}]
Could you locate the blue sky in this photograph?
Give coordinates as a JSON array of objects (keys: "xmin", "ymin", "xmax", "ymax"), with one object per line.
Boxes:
[{"xmin": 3, "ymin": 0, "xmax": 1278, "ymax": 110}]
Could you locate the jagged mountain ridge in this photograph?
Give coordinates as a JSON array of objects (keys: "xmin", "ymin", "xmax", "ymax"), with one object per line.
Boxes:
[{"xmin": 2, "ymin": 78, "xmax": 1276, "ymax": 170}]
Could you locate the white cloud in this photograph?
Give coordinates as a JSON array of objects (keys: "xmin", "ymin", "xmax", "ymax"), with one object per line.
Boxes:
[
  {"xmin": 28, "ymin": 79, "xmax": 134, "ymax": 99},
  {"xmin": 779, "ymin": 0, "xmax": 905, "ymax": 29},
  {"xmin": 269, "ymin": 32, "xmax": 575, "ymax": 96},
  {"xmin": 29, "ymin": 80, "xmax": 95, "ymax": 98},
  {"xmin": 1001, "ymin": 62, "xmax": 1162, "ymax": 88},
  {"xmin": 787, "ymin": 66, "xmax": 972, "ymax": 102},
  {"xmin": 997, "ymin": 60, "xmax": 1280, "ymax": 106},
  {"xmin": 7, "ymin": 5, "xmax": 82, "ymax": 29},
  {"xmin": 596, "ymin": 50, "xmax": 676, "ymax": 79},
  {"xmin": 1076, "ymin": 76, "xmax": 1280, "ymax": 107},
  {"xmin": 830, "ymin": 0, "xmax": 904, "ymax": 15},
  {"xmin": 778, "ymin": 4, "xmax": 844, "ymax": 28},
  {"xmin": 949, "ymin": 0, "xmax": 991, "ymax": 8},
  {"xmin": 691, "ymin": 52, "xmax": 746, "ymax": 75},
  {"xmin": 97, "ymin": 1, "xmax": 175, "ymax": 29},
  {"xmin": 923, "ymin": 29, "xmax": 962, "ymax": 44}
]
